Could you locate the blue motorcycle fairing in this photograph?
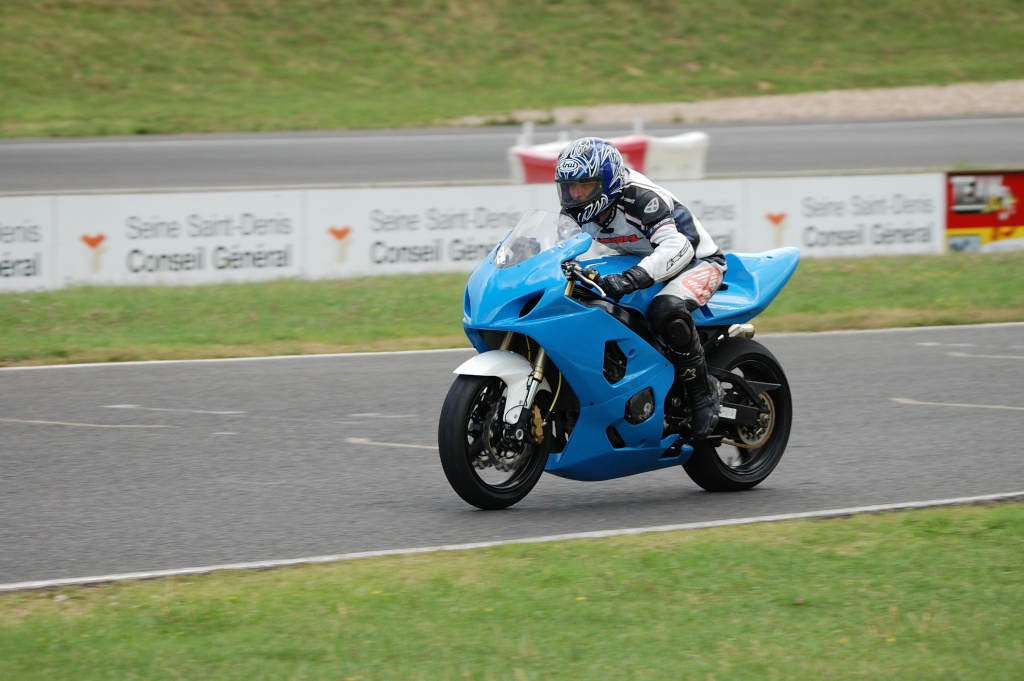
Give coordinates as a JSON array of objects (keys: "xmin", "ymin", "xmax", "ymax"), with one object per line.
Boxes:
[
  {"xmin": 460, "ymin": 225, "xmax": 800, "ymax": 482},
  {"xmin": 465, "ymin": 234, "xmax": 674, "ymax": 410},
  {"xmin": 463, "ymin": 235, "xmax": 689, "ymax": 482},
  {"xmin": 463, "ymin": 233, "xmax": 590, "ymax": 339}
]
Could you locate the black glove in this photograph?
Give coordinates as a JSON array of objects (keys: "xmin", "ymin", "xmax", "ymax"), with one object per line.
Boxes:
[{"xmin": 601, "ymin": 266, "xmax": 654, "ymax": 302}]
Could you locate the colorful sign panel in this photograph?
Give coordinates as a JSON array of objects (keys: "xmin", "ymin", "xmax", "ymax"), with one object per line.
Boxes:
[{"xmin": 946, "ymin": 172, "xmax": 1024, "ymax": 252}]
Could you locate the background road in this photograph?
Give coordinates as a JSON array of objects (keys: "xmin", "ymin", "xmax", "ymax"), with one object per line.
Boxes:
[
  {"xmin": 3, "ymin": 116, "xmax": 1024, "ymax": 194},
  {"xmin": 2, "ymin": 324, "xmax": 1022, "ymax": 586}
]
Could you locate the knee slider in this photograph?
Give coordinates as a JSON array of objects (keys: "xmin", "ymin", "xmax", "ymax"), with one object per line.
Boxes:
[{"xmin": 648, "ymin": 296, "xmax": 696, "ymax": 352}]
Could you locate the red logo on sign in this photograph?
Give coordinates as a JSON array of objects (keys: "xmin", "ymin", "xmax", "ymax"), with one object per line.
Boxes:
[
  {"xmin": 80, "ymin": 234, "xmax": 107, "ymax": 274},
  {"xmin": 81, "ymin": 234, "xmax": 106, "ymax": 249}
]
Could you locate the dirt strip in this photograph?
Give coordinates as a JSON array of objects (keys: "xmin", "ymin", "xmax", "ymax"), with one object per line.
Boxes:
[{"xmin": 452, "ymin": 80, "xmax": 1024, "ymax": 126}]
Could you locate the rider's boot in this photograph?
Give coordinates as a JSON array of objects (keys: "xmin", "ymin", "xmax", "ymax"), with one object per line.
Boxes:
[{"xmin": 675, "ymin": 344, "xmax": 722, "ymax": 440}]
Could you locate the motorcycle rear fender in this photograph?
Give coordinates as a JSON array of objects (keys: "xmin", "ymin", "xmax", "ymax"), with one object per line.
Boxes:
[{"xmin": 454, "ymin": 350, "xmax": 551, "ymax": 425}]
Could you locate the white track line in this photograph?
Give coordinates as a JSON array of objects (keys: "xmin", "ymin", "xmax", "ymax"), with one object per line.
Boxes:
[
  {"xmin": 0, "ymin": 418, "xmax": 173, "ymax": 429},
  {"xmin": 346, "ymin": 437, "xmax": 435, "ymax": 450},
  {"xmin": 892, "ymin": 397, "xmax": 1024, "ymax": 412},
  {"xmin": 948, "ymin": 351, "xmax": 1024, "ymax": 360},
  {"xmin": 104, "ymin": 404, "xmax": 246, "ymax": 415},
  {"xmin": 2, "ymin": 490, "xmax": 1021, "ymax": 593},
  {"xmin": 0, "ymin": 347, "xmax": 474, "ymax": 371},
  {"xmin": 766, "ymin": 321, "xmax": 1024, "ymax": 338}
]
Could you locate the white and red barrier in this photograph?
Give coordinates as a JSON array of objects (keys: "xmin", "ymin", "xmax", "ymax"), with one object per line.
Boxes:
[
  {"xmin": 508, "ymin": 132, "xmax": 709, "ymax": 183},
  {"xmin": 644, "ymin": 132, "xmax": 710, "ymax": 180}
]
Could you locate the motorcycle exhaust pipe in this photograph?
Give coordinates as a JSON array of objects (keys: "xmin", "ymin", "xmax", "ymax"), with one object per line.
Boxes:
[{"xmin": 728, "ymin": 323, "xmax": 756, "ymax": 339}]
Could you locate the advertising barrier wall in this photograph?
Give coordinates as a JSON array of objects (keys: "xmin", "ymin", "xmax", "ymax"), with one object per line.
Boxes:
[
  {"xmin": 739, "ymin": 173, "xmax": 944, "ymax": 257},
  {"xmin": 0, "ymin": 196, "xmax": 55, "ymax": 291},
  {"xmin": 0, "ymin": 173, "xmax": 947, "ymax": 292},
  {"xmin": 303, "ymin": 184, "xmax": 555, "ymax": 279},
  {"xmin": 59, "ymin": 191, "xmax": 304, "ymax": 287}
]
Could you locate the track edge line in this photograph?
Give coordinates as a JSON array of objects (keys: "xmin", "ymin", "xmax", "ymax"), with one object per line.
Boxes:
[{"xmin": 3, "ymin": 490, "xmax": 1022, "ymax": 593}]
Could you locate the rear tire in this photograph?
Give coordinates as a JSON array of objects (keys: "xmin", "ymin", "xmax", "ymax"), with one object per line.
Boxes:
[
  {"xmin": 683, "ymin": 338, "xmax": 792, "ymax": 492},
  {"xmin": 438, "ymin": 374, "xmax": 549, "ymax": 510}
]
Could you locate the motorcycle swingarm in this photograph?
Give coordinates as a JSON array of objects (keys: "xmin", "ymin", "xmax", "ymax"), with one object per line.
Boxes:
[{"xmin": 709, "ymin": 368, "xmax": 780, "ymax": 414}]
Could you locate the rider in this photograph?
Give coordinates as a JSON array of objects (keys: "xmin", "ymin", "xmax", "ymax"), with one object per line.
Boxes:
[{"xmin": 555, "ymin": 136, "xmax": 726, "ymax": 439}]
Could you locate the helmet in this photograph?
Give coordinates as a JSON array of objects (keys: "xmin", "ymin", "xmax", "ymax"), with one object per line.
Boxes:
[{"xmin": 555, "ymin": 137, "xmax": 627, "ymax": 225}]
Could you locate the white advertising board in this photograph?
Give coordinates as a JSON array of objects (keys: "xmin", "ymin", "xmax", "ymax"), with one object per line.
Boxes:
[
  {"xmin": 742, "ymin": 173, "xmax": 946, "ymax": 256},
  {"xmin": 55, "ymin": 191, "xmax": 303, "ymax": 287},
  {"xmin": 0, "ymin": 173, "xmax": 948, "ymax": 293},
  {"xmin": 0, "ymin": 196, "xmax": 54, "ymax": 291},
  {"xmin": 661, "ymin": 179, "xmax": 746, "ymax": 253},
  {"xmin": 303, "ymin": 184, "xmax": 555, "ymax": 279}
]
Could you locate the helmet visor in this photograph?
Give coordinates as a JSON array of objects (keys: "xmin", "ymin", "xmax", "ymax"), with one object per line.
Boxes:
[{"xmin": 557, "ymin": 178, "xmax": 603, "ymax": 209}]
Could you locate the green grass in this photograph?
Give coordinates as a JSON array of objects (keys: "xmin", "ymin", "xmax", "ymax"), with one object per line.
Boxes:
[
  {"xmin": 0, "ymin": 272, "xmax": 471, "ymax": 365},
  {"xmin": 1, "ymin": 503, "xmax": 1022, "ymax": 680},
  {"xmin": 2, "ymin": 251, "xmax": 1021, "ymax": 366},
  {"xmin": 2, "ymin": 0, "xmax": 1024, "ymax": 137}
]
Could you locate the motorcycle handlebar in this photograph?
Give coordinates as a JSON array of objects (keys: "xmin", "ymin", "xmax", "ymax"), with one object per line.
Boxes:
[
  {"xmin": 562, "ymin": 260, "xmax": 597, "ymax": 281},
  {"xmin": 563, "ymin": 261, "xmax": 607, "ymax": 297}
]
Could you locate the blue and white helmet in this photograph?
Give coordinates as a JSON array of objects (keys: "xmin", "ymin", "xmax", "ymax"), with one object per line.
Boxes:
[{"xmin": 555, "ymin": 137, "xmax": 627, "ymax": 225}]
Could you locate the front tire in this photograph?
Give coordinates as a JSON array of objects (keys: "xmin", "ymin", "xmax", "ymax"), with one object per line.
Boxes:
[
  {"xmin": 683, "ymin": 338, "xmax": 793, "ymax": 492},
  {"xmin": 438, "ymin": 374, "xmax": 549, "ymax": 510}
]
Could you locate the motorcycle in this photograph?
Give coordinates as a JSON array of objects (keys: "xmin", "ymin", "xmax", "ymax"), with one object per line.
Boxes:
[{"xmin": 438, "ymin": 209, "xmax": 800, "ymax": 510}]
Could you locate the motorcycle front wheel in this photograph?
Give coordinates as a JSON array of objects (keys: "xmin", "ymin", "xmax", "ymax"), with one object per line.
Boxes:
[
  {"xmin": 438, "ymin": 374, "xmax": 550, "ymax": 510},
  {"xmin": 683, "ymin": 337, "xmax": 793, "ymax": 492}
]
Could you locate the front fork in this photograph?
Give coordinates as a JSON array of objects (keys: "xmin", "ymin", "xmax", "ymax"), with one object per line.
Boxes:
[
  {"xmin": 455, "ymin": 332, "xmax": 551, "ymax": 446},
  {"xmin": 499, "ymin": 332, "xmax": 548, "ymax": 445}
]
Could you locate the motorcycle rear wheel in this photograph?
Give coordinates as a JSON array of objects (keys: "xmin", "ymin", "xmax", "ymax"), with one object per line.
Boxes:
[
  {"xmin": 683, "ymin": 337, "xmax": 792, "ymax": 492},
  {"xmin": 438, "ymin": 374, "xmax": 549, "ymax": 510}
]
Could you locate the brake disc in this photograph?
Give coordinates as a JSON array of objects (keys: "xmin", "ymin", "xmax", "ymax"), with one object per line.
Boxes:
[{"xmin": 477, "ymin": 400, "xmax": 528, "ymax": 472}]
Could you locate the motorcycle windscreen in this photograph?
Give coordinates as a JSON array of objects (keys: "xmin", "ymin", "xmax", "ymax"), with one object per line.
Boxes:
[{"xmin": 494, "ymin": 209, "xmax": 583, "ymax": 269}]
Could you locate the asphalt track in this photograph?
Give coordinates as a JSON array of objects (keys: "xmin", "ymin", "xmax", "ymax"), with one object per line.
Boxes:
[
  {"xmin": 2, "ymin": 323, "xmax": 1023, "ymax": 588},
  {"xmin": 2, "ymin": 116, "xmax": 1024, "ymax": 194},
  {"xmin": 3, "ymin": 117, "xmax": 1023, "ymax": 589}
]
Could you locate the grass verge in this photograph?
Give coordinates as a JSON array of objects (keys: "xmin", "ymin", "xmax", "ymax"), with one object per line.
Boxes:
[
  {"xmin": 3, "ymin": 1, "xmax": 1024, "ymax": 137},
  {"xmin": 1, "ymin": 503, "xmax": 1022, "ymax": 680},
  {"xmin": 2, "ymin": 252, "xmax": 1022, "ymax": 367}
]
